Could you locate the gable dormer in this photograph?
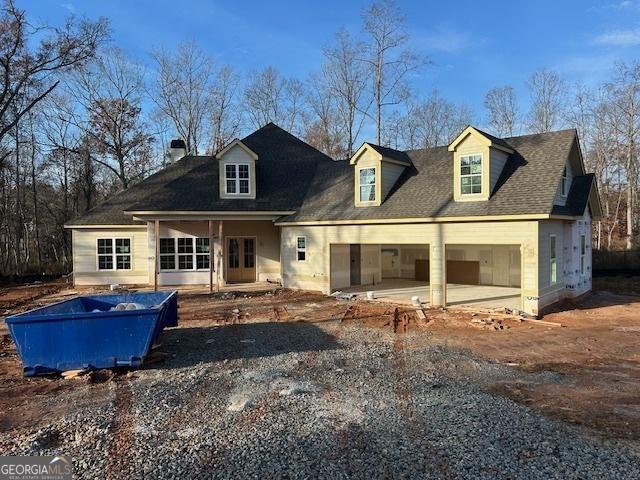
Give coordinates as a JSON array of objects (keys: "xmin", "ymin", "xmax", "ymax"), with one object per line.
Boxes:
[
  {"xmin": 350, "ymin": 143, "xmax": 411, "ymax": 207},
  {"xmin": 448, "ymin": 126, "xmax": 514, "ymax": 202},
  {"xmin": 216, "ymin": 139, "xmax": 258, "ymax": 200},
  {"xmin": 554, "ymin": 136, "xmax": 584, "ymax": 207}
]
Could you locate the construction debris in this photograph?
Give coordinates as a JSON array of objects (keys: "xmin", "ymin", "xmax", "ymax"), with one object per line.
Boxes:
[
  {"xmin": 61, "ymin": 369, "xmax": 88, "ymax": 379},
  {"xmin": 469, "ymin": 316, "xmax": 511, "ymax": 330},
  {"xmin": 522, "ymin": 318, "xmax": 563, "ymax": 327}
]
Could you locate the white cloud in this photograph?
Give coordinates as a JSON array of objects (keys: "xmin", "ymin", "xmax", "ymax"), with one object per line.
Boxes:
[
  {"xmin": 593, "ymin": 28, "xmax": 640, "ymax": 46},
  {"xmin": 415, "ymin": 26, "xmax": 483, "ymax": 54},
  {"xmin": 60, "ymin": 3, "xmax": 75, "ymax": 13},
  {"xmin": 588, "ymin": 1, "xmax": 635, "ymax": 13}
]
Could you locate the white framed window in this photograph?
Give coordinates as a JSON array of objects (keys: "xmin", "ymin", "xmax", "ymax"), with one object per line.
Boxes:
[
  {"xmin": 224, "ymin": 163, "xmax": 250, "ymax": 195},
  {"xmin": 159, "ymin": 237, "xmax": 210, "ymax": 271},
  {"xmin": 296, "ymin": 236, "xmax": 306, "ymax": 261},
  {"xmin": 580, "ymin": 235, "xmax": 586, "ymax": 275},
  {"xmin": 359, "ymin": 167, "xmax": 376, "ymax": 202},
  {"xmin": 460, "ymin": 154, "xmax": 482, "ymax": 195},
  {"xmin": 97, "ymin": 238, "xmax": 131, "ymax": 271},
  {"xmin": 561, "ymin": 166, "xmax": 568, "ymax": 197},
  {"xmin": 549, "ymin": 234, "xmax": 557, "ymax": 285}
]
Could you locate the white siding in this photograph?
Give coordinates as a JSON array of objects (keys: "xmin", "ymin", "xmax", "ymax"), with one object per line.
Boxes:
[
  {"xmin": 381, "ymin": 162, "xmax": 405, "ymax": 200},
  {"xmin": 218, "ymin": 144, "xmax": 256, "ymax": 199},
  {"xmin": 72, "ymin": 227, "xmax": 149, "ymax": 285},
  {"xmin": 489, "ymin": 148, "xmax": 509, "ymax": 193},
  {"xmin": 554, "ymin": 160, "xmax": 573, "ymax": 207},
  {"xmin": 537, "ymin": 210, "xmax": 592, "ymax": 309},
  {"xmin": 281, "ymin": 221, "xmax": 540, "ymax": 313}
]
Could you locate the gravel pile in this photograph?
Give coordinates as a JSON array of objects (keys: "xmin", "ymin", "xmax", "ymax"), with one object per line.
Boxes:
[{"xmin": 1, "ymin": 320, "xmax": 639, "ymax": 479}]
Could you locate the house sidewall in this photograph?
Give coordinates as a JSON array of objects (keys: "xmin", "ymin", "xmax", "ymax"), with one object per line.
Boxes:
[
  {"xmin": 72, "ymin": 227, "xmax": 149, "ymax": 286},
  {"xmin": 280, "ymin": 220, "xmax": 542, "ymax": 314}
]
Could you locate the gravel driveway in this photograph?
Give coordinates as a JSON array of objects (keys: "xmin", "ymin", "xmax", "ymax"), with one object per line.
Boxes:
[{"xmin": 1, "ymin": 319, "xmax": 639, "ymax": 479}]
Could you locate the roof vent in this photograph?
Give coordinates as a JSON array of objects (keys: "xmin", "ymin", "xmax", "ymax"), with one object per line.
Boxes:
[{"xmin": 168, "ymin": 139, "xmax": 187, "ymax": 163}]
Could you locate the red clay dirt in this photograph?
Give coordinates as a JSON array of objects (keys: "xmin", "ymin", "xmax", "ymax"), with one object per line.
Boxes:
[{"xmin": 1, "ymin": 281, "xmax": 640, "ymax": 440}]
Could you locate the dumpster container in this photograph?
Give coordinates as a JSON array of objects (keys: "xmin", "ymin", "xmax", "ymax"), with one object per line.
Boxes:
[{"xmin": 5, "ymin": 290, "xmax": 178, "ymax": 376}]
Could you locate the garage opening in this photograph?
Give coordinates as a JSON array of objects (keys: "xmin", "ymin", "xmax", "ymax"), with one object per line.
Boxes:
[
  {"xmin": 445, "ymin": 244, "xmax": 521, "ymax": 310},
  {"xmin": 331, "ymin": 243, "xmax": 430, "ymax": 303}
]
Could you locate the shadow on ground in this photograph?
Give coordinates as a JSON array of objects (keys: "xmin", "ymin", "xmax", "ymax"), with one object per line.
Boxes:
[{"xmin": 151, "ymin": 321, "xmax": 341, "ymax": 369}]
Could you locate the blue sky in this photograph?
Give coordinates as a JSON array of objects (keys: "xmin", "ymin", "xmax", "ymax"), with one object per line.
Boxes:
[{"xmin": 18, "ymin": 0, "xmax": 640, "ymax": 122}]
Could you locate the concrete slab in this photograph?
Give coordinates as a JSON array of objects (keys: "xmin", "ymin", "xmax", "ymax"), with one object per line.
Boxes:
[{"xmin": 340, "ymin": 279, "xmax": 521, "ymax": 310}]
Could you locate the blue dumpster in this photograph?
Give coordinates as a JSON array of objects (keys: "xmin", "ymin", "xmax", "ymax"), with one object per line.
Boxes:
[{"xmin": 5, "ymin": 290, "xmax": 178, "ymax": 376}]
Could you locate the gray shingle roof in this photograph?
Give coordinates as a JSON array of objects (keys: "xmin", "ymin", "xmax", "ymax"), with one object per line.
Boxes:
[
  {"xmin": 551, "ymin": 173, "xmax": 595, "ymax": 217},
  {"xmin": 66, "ymin": 157, "xmax": 209, "ymax": 225},
  {"xmin": 472, "ymin": 126, "xmax": 515, "ymax": 151},
  {"xmin": 365, "ymin": 143, "xmax": 412, "ymax": 166},
  {"xmin": 69, "ymin": 125, "xmax": 583, "ymax": 226},
  {"xmin": 68, "ymin": 123, "xmax": 331, "ymax": 224},
  {"xmin": 279, "ymin": 129, "xmax": 579, "ymax": 222}
]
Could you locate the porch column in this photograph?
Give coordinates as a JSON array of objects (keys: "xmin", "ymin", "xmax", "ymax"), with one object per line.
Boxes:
[
  {"xmin": 217, "ymin": 220, "xmax": 225, "ymax": 290},
  {"xmin": 208, "ymin": 220, "xmax": 214, "ymax": 293},
  {"xmin": 154, "ymin": 219, "xmax": 160, "ymax": 291},
  {"xmin": 430, "ymin": 242, "xmax": 446, "ymax": 307}
]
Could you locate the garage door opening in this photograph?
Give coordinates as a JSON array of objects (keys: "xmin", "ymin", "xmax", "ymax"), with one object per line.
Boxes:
[
  {"xmin": 445, "ymin": 244, "xmax": 521, "ymax": 310},
  {"xmin": 331, "ymin": 243, "xmax": 430, "ymax": 303}
]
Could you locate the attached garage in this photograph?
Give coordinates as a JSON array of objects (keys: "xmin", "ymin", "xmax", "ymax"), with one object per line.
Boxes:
[
  {"xmin": 331, "ymin": 243, "xmax": 430, "ymax": 302},
  {"xmin": 445, "ymin": 244, "xmax": 521, "ymax": 309}
]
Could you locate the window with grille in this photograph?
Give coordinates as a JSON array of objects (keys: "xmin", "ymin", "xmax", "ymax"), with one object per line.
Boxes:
[
  {"xmin": 97, "ymin": 238, "xmax": 131, "ymax": 271},
  {"xmin": 159, "ymin": 238, "xmax": 211, "ymax": 271},
  {"xmin": 296, "ymin": 236, "xmax": 306, "ymax": 261},
  {"xmin": 224, "ymin": 163, "xmax": 251, "ymax": 195},
  {"xmin": 460, "ymin": 154, "xmax": 482, "ymax": 195},
  {"xmin": 550, "ymin": 235, "xmax": 557, "ymax": 285},
  {"xmin": 359, "ymin": 167, "xmax": 376, "ymax": 202}
]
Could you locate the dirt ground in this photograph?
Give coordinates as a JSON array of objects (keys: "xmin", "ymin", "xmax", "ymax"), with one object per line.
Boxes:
[{"xmin": 1, "ymin": 279, "xmax": 640, "ymax": 443}]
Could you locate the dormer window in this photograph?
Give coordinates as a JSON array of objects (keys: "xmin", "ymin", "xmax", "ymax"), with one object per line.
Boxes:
[
  {"xmin": 350, "ymin": 143, "xmax": 410, "ymax": 207},
  {"xmin": 460, "ymin": 154, "xmax": 482, "ymax": 195},
  {"xmin": 225, "ymin": 163, "xmax": 250, "ymax": 195},
  {"xmin": 359, "ymin": 167, "xmax": 377, "ymax": 203},
  {"xmin": 561, "ymin": 166, "xmax": 568, "ymax": 196},
  {"xmin": 449, "ymin": 126, "xmax": 514, "ymax": 202},
  {"xmin": 217, "ymin": 138, "xmax": 258, "ymax": 200}
]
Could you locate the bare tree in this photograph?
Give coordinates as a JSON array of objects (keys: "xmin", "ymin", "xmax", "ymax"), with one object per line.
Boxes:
[
  {"xmin": 484, "ymin": 86, "xmax": 519, "ymax": 137},
  {"xmin": 66, "ymin": 48, "xmax": 154, "ymax": 189},
  {"xmin": 243, "ymin": 66, "xmax": 307, "ymax": 134},
  {"xmin": 401, "ymin": 91, "xmax": 473, "ymax": 149},
  {"xmin": 604, "ymin": 62, "xmax": 640, "ymax": 249},
  {"xmin": 305, "ymin": 72, "xmax": 344, "ymax": 158},
  {"xmin": 0, "ymin": 0, "xmax": 108, "ymax": 147},
  {"xmin": 322, "ymin": 29, "xmax": 369, "ymax": 156},
  {"xmin": 151, "ymin": 42, "xmax": 213, "ymax": 155},
  {"xmin": 527, "ymin": 68, "xmax": 566, "ymax": 133},
  {"xmin": 209, "ymin": 66, "xmax": 241, "ymax": 153},
  {"xmin": 361, "ymin": 0, "xmax": 424, "ymax": 144}
]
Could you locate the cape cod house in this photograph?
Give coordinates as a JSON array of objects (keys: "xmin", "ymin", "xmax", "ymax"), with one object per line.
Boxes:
[{"xmin": 66, "ymin": 123, "xmax": 601, "ymax": 316}]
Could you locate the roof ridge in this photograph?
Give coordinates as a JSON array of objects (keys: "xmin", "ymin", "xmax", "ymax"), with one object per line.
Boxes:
[{"xmin": 242, "ymin": 122, "xmax": 335, "ymax": 162}]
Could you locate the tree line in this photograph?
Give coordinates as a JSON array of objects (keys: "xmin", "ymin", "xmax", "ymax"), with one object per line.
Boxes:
[{"xmin": 0, "ymin": 0, "xmax": 637, "ymax": 277}]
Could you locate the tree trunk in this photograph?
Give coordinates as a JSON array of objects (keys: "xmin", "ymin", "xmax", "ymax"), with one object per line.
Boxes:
[{"xmin": 30, "ymin": 121, "xmax": 41, "ymax": 270}]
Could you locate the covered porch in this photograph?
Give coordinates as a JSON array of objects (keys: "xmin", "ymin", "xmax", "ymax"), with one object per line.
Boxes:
[{"xmin": 125, "ymin": 215, "xmax": 283, "ymax": 291}]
